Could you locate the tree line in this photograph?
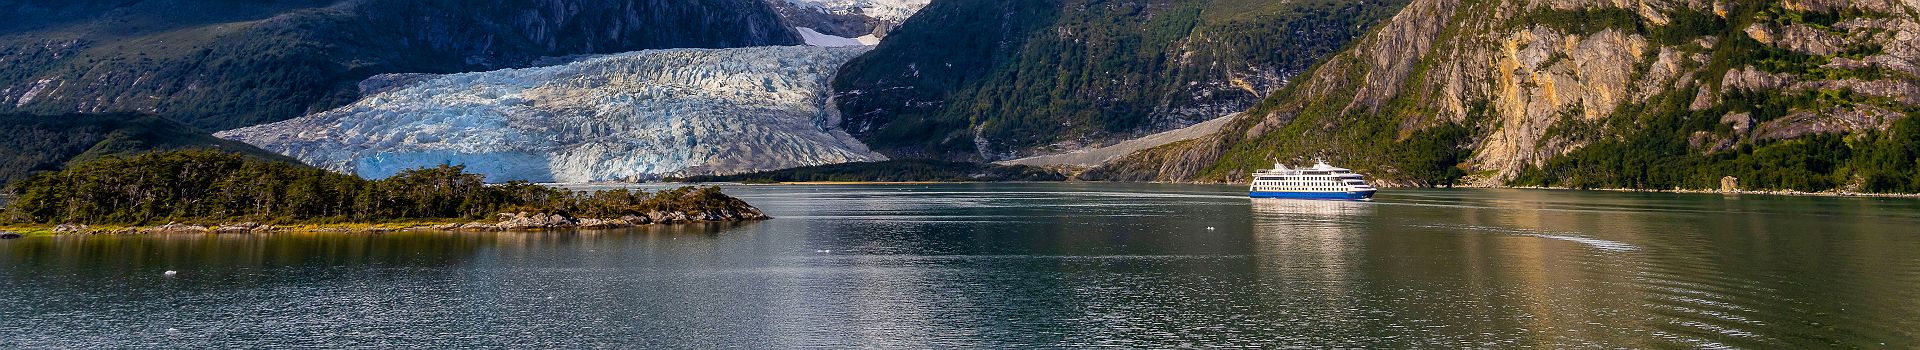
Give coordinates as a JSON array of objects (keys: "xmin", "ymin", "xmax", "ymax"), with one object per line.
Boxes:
[{"xmin": 3, "ymin": 150, "xmax": 753, "ymax": 225}]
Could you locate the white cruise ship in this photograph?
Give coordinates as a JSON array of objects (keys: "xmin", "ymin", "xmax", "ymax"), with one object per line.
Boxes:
[{"xmin": 1248, "ymin": 161, "xmax": 1377, "ymax": 200}]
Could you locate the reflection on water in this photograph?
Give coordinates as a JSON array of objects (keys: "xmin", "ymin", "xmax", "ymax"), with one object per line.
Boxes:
[{"xmin": 1, "ymin": 184, "xmax": 1917, "ymax": 348}]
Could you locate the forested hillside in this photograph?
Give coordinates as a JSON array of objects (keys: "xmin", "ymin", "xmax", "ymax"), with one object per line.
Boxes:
[
  {"xmin": 0, "ymin": 113, "xmax": 290, "ymax": 186},
  {"xmin": 1090, "ymin": 0, "xmax": 1920, "ymax": 193},
  {"xmin": 831, "ymin": 0, "xmax": 1407, "ymax": 161},
  {"xmin": 0, "ymin": 0, "xmax": 799, "ymax": 131}
]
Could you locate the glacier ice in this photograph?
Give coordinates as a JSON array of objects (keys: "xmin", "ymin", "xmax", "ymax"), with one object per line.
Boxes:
[
  {"xmin": 781, "ymin": 0, "xmax": 929, "ymax": 23},
  {"xmin": 797, "ymin": 27, "xmax": 878, "ymax": 47},
  {"xmin": 217, "ymin": 46, "xmax": 886, "ymax": 183}
]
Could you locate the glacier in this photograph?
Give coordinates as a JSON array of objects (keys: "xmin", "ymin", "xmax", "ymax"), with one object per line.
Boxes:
[
  {"xmin": 781, "ymin": 0, "xmax": 929, "ymax": 23},
  {"xmin": 217, "ymin": 46, "xmax": 886, "ymax": 183},
  {"xmin": 797, "ymin": 27, "xmax": 879, "ymax": 47},
  {"xmin": 770, "ymin": 0, "xmax": 927, "ymax": 44}
]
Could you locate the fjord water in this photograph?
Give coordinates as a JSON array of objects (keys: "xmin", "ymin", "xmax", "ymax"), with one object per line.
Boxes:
[{"xmin": 3, "ymin": 184, "xmax": 1917, "ymax": 348}]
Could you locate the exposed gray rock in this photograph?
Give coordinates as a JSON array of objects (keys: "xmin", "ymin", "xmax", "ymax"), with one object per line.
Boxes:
[
  {"xmin": 1087, "ymin": 0, "xmax": 1920, "ymax": 186},
  {"xmin": 144, "ymin": 223, "xmax": 211, "ymax": 233},
  {"xmin": 1721, "ymin": 112, "xmax": 1754, "ymax": 135},
  {"xmin": 357, "ymin": 74, "xmax": 442, "ymax": 96},
  {"xmin": 1753, "ymin": 105, "xmax": 1904, "ymax": 141},
  {"xmin": 494, "ymin": 212, "xmax": 578, "ymax": 230}
]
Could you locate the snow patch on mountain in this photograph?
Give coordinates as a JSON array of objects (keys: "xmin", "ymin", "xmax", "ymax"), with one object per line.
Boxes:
[
  {"xmin": 781, "ymin": 0, "xmax": 928, "ymax": 22},
  {"xmin": 797, "ymin": 27, "xmax": 879, "ymax": 47},
  {"xmin": 217, "ymin": 46, "xmax": 885, "ymax": 183},
  {"xmin": 768, "ymin": 0, "xmax": 927, "ymax": 42}
]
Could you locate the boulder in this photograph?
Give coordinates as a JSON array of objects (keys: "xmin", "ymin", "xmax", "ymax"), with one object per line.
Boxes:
[
  {"xmin": 620, "ymin": 215, "xmax": 654, "ymax": 225},
  {"xmin": 494, "ymin": 212, "xmax": 577, "ymax": 230},
  {"xmin": 646, "ymin": 211, "xmax": 691, "ymax": 224},
  {"xmin": 576, "ymin": 218, "xmax": 633, "ymax": 229},
  {"xmin": 0, "ymin": 231, "xmax": 22, "ymax": 239},
  {"xmin": 145, "ymin": 223, "xmax": 211, "ymax": 233},
  {"xmin": 215, "ymin": 222, "xmax": 265, "ymax": 233},
  {"xmin": 53, "ymin": 224, "xmax": 90, "ymax": 233}
]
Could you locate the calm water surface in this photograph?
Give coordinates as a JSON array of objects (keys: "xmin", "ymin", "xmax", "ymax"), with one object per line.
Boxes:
[{"xmin": 3, "ymin": 184, "xmax": 1918, "ymax": 348}]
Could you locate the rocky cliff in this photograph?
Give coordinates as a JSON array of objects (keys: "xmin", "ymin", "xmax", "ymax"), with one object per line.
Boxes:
[
  {"xmin": 1091, "ymin": 0, "xmax": 1920, "ymax": 193},
  {"xmin": 217, "ymin": 46, "xmax": 883, "ymax": 183},
  {"xmin": 831, "ymin": 0, "xmax": 1408, "ymax": 161},
  {"xmin": 767, "ymin": 0, "xmax": 929, "ymax": 41},
  {"xmin": 0, "ymin": 0, "xmax": 800, "ymax": 131}
]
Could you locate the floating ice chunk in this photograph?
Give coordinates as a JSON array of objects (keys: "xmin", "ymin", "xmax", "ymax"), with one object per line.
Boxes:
[{"xmin": 1523, "ymin": 234, "xmax": 1639, "ymax": 252}]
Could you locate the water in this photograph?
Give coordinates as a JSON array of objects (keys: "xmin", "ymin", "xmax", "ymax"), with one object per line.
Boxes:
[{"xmin": 3, "ymin": 183, "xmax": 1918, "ymax": 348}]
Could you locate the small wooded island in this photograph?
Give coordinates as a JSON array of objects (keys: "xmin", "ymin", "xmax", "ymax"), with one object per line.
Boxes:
[{"xmin": 1, "ymin": 151, "xmax": 765, "ymax": 235}]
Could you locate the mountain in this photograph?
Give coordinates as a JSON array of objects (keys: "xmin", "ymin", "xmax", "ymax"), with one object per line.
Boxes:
[
  {"xmin": 1088, "ymin": 0, "xmax": 1920, "ymax": 193},
  {"xmin": 0, "ymin": 113, "xmax": 292, "ymax": 186},
  {"xmin": 217, "ymin": 46, "xmax": 883, "ymax": 183},
  {"xmin": 0, "ymin": 0, "xmax": 800, "ymax": 132},
  {"xmin": 766, "ymin": 0, "xmax": 929, "ymax": 42},
  {"xmin": 830, "ymin": 0, "xmax": 1409, "ymax": 161}
]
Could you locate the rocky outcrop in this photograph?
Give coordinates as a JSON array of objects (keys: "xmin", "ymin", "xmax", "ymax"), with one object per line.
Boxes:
[
  {"xmin": 0, "ymin": 231, "xmax": 22, "ymax": 239},
  {"xmin": 445, "ymin": 208, "xmax": 770, "ymax": 231},
  {"xmin": 0, "ymin": 0, "xmax": 802, "ymax": 131},
  {"xmin": 1751, "ymin": 105, "xmax": 1904, "ymax": 141},
  {"xmin": 1091, "ymin": 0, "xmax": 1920, "ymax": 190},
  {"xmin": 219, "ymin": 46, "xmax": 884, "ymax": 183}
]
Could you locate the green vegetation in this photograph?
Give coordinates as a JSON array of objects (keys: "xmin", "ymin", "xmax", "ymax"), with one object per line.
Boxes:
[
  {"xmin": 673, "ymin": 160, "xmax": 1067, "ymax": 183},
  {"xmin": 1502, "ymin": 3, "xmax": 1920, "ymax": 193},
  {"xmin": 3, "ymin": 151, "xmax": 756, "ymax": 225},
  {"xmin": 1096, "ymin": 1, "xmax": 1920, "ymax": 194},
  {"xmin": 834, "ymin": 0, "xmax": 1407, "ymax": 160},
  {"xmin": 0, "ymin": 112, "xmax": 293, "ymax": 185},
  {"xmin": 1511, "ymin": 89, "xmax": 1920, "ymax": 193}
]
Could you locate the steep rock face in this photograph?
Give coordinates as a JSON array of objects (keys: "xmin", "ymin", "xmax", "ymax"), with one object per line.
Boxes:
[
  {"xmin": 217, "ymin": 46, "xmax": 883, "ymax": 183},
  {"xmin": 767, "ymin": 0, "xmax": 929, "ymax": 40},
  {"xmin": 832, "ymin": 0, "xmax": 1409, "ymax": 161},
  {"xmin": 1092, "ymin": 0, "xmax": 1920, "ymax": 193},
  {"xmin": 0, "ymin": 0, "xmax": 800, "ymax": 131}
]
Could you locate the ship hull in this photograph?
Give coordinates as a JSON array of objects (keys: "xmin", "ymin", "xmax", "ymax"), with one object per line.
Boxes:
[{"xmin": 1248, "ymin": 190, "xmax": 1375, "ymax": 201}]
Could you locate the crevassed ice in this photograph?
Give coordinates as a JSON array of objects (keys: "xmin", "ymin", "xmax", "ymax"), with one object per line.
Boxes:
[{"xmin": 217, "ymin": 46, "xmax": 886, "ymax": 183}]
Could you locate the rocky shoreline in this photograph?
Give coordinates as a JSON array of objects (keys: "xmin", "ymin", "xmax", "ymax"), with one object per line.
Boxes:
[
  {"xmin": 38, "ymin": 208, "xmax": 769, "ymax": 235},
  {"xmin": 1484, "ymin": 185, "xmax": 1920, "ymax": 199},
  {"xmin": 1119, "ymin": 178, "xmax": 1920, "ymax": 199}
]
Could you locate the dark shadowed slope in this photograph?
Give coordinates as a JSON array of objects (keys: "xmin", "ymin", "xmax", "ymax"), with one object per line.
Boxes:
[{"xmin": 0, "ymin": 0, "xmax": 800, "ymax": 131}]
